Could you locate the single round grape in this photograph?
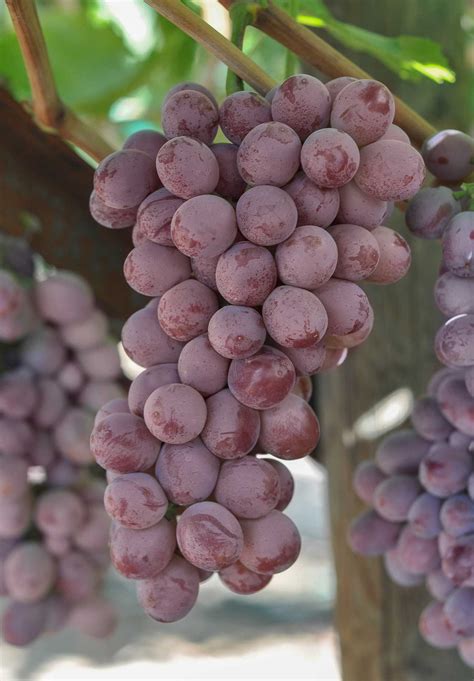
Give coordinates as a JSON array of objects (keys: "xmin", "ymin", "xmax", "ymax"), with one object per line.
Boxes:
[
  {"xmin": 89, "ymin": 190, "xmax": 137, "ymax": 229},
  {"xmin": 438, "ymin": 531, "xmax": 457, "ymax": 557},
  {"xmin": 237, "ymin": 122, "xmax": 301, "ymax": 187},
  {"xmin": 421, "ymin": 129, "xmax": 474, "ymax": 182},
  {"xmin": 94, "ymin": 397, "xmax": 130, "ymax": 425},
  {"xmin": 158, "ymin": 279, "xmax": 219, "ymax": 342},
  {"xmin": 47, "ymin": 460, "xmax": 81, "ymax": 486},
  {"xmin": 144, "ymin": 383, "xmax": 207, "ymax": 444},
  {"xmin": 384, "ymin": 546, "xmax": 424, "ymax": 587},
  {"xmin": 191, "ymin": 254, "xmax": 219, "ymax": 291},
  {"xmin": 0, "ymin": 495, "xmax": 31, "ymax": 539},
  {"xmin": 437, "ymin": 375, "xmax": 474, "ymax": 436},
  {"xmin": 434, "ymin": 273, "xmax": 474, "ymax": 317},
  {"xmin": 411, "ymin": 396, "xmax": 453, "ymax": 441},
  {"xmin": 207, "ymin": 306, "xmax": 266, "ymax": 360},
  {"xmin": 123, "ymin": 128, "xmax": 167, "ymax": 159},
  {"xmin": 0, "ymin": 456, "xmax": 28, "ymax": 501},
  {"xmin": 442, "ymin": 212, "xmax": 474, "ymax": 277},
  {"xmin": 419, "ymin": 601, "xmax": 459, "ymax": 649},
  {"xmin": 444, "ymin": 588, "xmax": 474, "ymax": 637},
  {"xmin": 379, "ymin": 124, "xmax": 411, "ymax": 144},
  {"xmin": 228, "ymin": 346, "xmax": 296, "ymax": 410},
  {"xmin": 171, "ymin": 194, "xmax": 236, "ymax": 258},
  {"xmin": 219, "ymin": 560, "xmax": 272, "ymax": 595},
  {"xmin": 37, "ymin": 271, "xmax": 95, "ymax": 326},
  {"xmin": 407, "ymin": 493, "xmax": 442, "ymax": 539},
  {"xmin": 214, "ymin": 457, "xmax": 280, "ymax": 519},
  {"xmin": 136, "ymin": 188, "xmax": 183, "ymax": 246},
  {"xmin": 325, "ymin": 76, "xmax": 357, "ymax": 103},
  {"xmin": 177, "ymin": 334, "xmax": 229, "ymax": 395},
  {"xmin": 427, "ymin": 569, "xmax": 455, "ymax": 602},
  {"xmin": 352, "ymin": 461, "xmax": 387, "ymax": 505},
  {"xmin": 91, "ymin": 412, "xmax": 160, "ymax": 473},
  {"xmin": 57, "ymin": 361, "xmax": 84, "ymax": 393},
  {"xmin": 110, "ymin": 518, "xmax": 176, "ymax": 579},
  {"xmin": 53, "ymin": 408, "xmax": 94, "ymax": 464},
  {"xmin": 419, "ymin": 443, "xmax": 472, "ymax": 498},
  {"xmin": 240, "ymin": 510, "xmax": 300, "ymax": 574},
  {"xmin": 136, "ymin": 555, "xmax": 199, "ymax": 623},
  {"xmin": 33, "ymin": 378, "xmax": 67, "ymax": 428},
  {"xmin": 0, "ymin": 369, "xmax": 37, "ymax": 419},
  {"xmin": 281, "ymin": 341, "xmax": 327, "ymax": 376},
  {"xmin": 257, "ymin": 393, "xmax": 320, "ymax": 460},
  {"xmin": 132, "ymin": 220, "xmax": 149, "ymax": 245},
  {"xmin": 104, "ymin": 472, "xmax": 168, "ymax": 529},
  {"xmin": 156, "ymin": 136, "xmax": 219, "ymax": 199},
  {"xmin": 164, "ymin": 82, "xmax": 218, "ymax": 108},
  {"xmin": 162, "ymin": 90, "xmax": 218, "ymax": 145},
  {"xmin": 68, "ymin": 597, "xmax": 117, "ymax": 638},
  {"xmin": 263, "ymin": 286, "xmax": 328, "ymax": 349},
  {"xmin": 236, "ymin": 185, "xmax": 297, "ymax": 247},
  {"xmin": 177, "ymin": 501, "xmax": 243, "ymax": 571},
  {"xmin": 75, "ymin": 504, "xmax": 110, "ymax": 553},
  {"xmin": 77, "ymin": 341, "xmax": 121, "ymax": 381},
  {"xmin": 331, "ymin": 79, "xmax": 395, "ymax": 145},
  {"xmin": 375, "ymin": 429, "xmax": 431, "ymax": 475},
  {"xmin": 215, "ymin": 242, "xmax": 277, "ymax": 307},
  {"xmin": 122, "ymin": 303, "xmax": 183, "ymax": 368},
  {"xmin": 427, "ymin": 367, "xmax": 461, "ymax": 396},
  {"xmin": 128, "ymin": 364, "xmax": 179, "ymax": 416},
  {"xmin": 4, "ymin": 542, "xmax": 56, "ymax": 603},
  {"xmin": 220, "ymin": 91, "xmax": 272, "ymax": 145},
  {"xmin": 440, "ymin": 494, "xmax": 474, "ymax": 538},
  {"xmin": 373, "ymin": 474, "xmax": 421, "ymax": 522},
  {"xmin": 211, "ymin": 143, "xmax": 247, "ymax": 200},
  {"xmin": 312, "ymin": 278, "xmax": 371, "ymax": 338},
  {"xmin": 329, "ymin": 223, "xmax": 380, "ymax": 280},
  {"xmin": 123, "ymin": 241, "xmax": 191, "ymax": 297},
  {"xmin": 271, "ymin": 74, "xmax": 330, "ymax": 140},
  {"xmin": 35, "ymin": 489, "xmax": 86, "ymax": 537},
  {"xmin": 324, "ymin": 303, "xmax": 374, "ymax": 350},
  {"xmin": 395, "ymin": 525, "xmax": 440, "ymax": 574},
  {"xmin": 61, "ymin": 309, "xmax": 108, "ymax": 351},
  {"xmin": 450, "ymin": 430, "xmax": 473, "ymax": 450},
  {"xmin": 30, "ymin": 430, "xmax": 55, "ymax": 467},
  {"xmin": 201, "ymin": 389, "xmax": 260, "ymax": 460},
  {"xmin": 79, "ymin": 380, "xmax": 124, "ymax": 412},
  {"xmin": 56, "ymin": 551, "xmax": 99, "ymax": 602},
  {"xmin": 355, "ymin": 140, "xmax": 425, "ymax": 201},
  {"xmin": 1, "ymin": 600, "xmax": 46, "ymax": 646},
  {"xmin": 458, "ymin": 637, "xmax": 474, "ymax": 668},
  {"xmin": 301, "ymin": 128, "xmax": 360, "ymax": 188},
  {"xmin": 267, "ymin": 459, "xmax": 295, "ymax": 511},
  {"xmin": 283, "ymin": 172, "xmax": 340, "ymax": 228},
  {"xmin": 336, "ymin": 180, "xmax": 387, "ymax": 230},
  {"xmin": 366, "ymin": 226, "xmax": 412, "ymax": 284},
  {"xmin": 156, "ymin": 437, "xmax": 220, "ymax": 505},
  {"xmin": 20, "ymin": 327, "xmax": 66, "ymax": 375},
  {"xmin": 442, "ymin": 535, "xmax": 474, "ymax": 586},
  {"xmin": 94, "ymin": 149, "xmax": 159, "ymax": 209},
  {"xmin": 406, "ymin": 186, "xmax": 460, "ymax": 240},
  {"xmin": 435, "ymin": 314, "xmax": 474, "ymax": 368},
  {"xmin": 0, "ymin": 418, "xmax": 33, "ymax": 458},
  {"xmin": 275, "ymin": 225, "xmax": 337, "ymax": 290}
]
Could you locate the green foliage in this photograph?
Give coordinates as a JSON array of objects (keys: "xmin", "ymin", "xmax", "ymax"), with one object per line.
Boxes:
[{"xmin": 295, "ymin": 0, "xmax": 455, "ymax": 83}]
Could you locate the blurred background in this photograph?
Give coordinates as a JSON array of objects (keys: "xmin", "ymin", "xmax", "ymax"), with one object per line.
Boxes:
[{"xmin": 0, "ymin": 1, "xmax": 473, "ymax": 680}]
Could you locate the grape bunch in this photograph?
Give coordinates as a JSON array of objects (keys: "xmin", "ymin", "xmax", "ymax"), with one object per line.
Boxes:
[
  {"xmin": 0, "ymin": 244, "xmax": 122, "ymax": 645},
  {"xmin": 349, "ymin": 129, "xmax": 474, "ymax": 669},
  {"xmin": 89, "ymin": 75, "xmax": 425, "ymax": 623}
]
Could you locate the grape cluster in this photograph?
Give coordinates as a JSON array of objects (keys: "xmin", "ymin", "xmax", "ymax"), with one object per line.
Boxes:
[
  {"xmin": 349, "ymin": 129, "xmax": 474, "ymax": 669},
  {"xmin": 0, "ymin": 247, "xmax": 122, "ymax": 645},
  {"xmin": 90, "ymin": 75, "xmax": 424, "ymax": 623}
]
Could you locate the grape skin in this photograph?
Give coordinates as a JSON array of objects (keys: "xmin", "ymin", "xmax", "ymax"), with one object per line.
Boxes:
[
  {"xmin": 35, "ymin": 489, "xmax": 86, "ymax": 538},
  {"xmin": 419, "ymin": 601, "xmax": 460, "ymax": 649},
  {"xmin": 434, "ymin": 273, "xmax": 474, "ymax": 316},
  {"xmin": 440, "ymin": 494, "xmax": 474, "ymax": 538},
  {"xmin": 275, "ymin": 225, "xmax": 338, "ymax": 290},
  {"xmin": 352, "ymin": 461, "xmax": 387, "ymax": 505},
  {"xmin": 136, "ymin": 188, "xmax": 183, "ymax": 246},
  {"xmin": 164, "ymin": 82, "xmax": 218, "ymax": 109},
  {"xmin": 155, "ymin": 438, "xmax": 220, "ymax": 506},
  {"xmin": 281, "ymin": 342, "xmax": 327, "ymax": 376},
  {"xmin": 366, "ymin": 226, "xmax": 412, "ymax": 285},
  {"xmin": 219, "ymin": 561, "xmax": 272, "ymax": 594},
  {"xmin": 79, "ymin": 380, "xmax": 125, "ymax": 412},
  {"xmin": 110, "ymin": 518, "xmax": 176, "ymax": 579},
  {"xmin": 94, "ymin": 149, "xmax": 159, "ymax": 210},
  {"xmin": 325, "ymin": 76, "xmax": 357, "ymax": 103},
  {"xmin": 1, "ymin": 600, "xmax": 46, "ymax": 646},
  {"xmin": 21, "ymin": 327, "xmax": 66, "ymax": 376},
  {"xmin": 336, "ymin": 181, "xmax": 387, "ymax": 231},
  {"xmin": 375, "ymin": 430, "xmax": 431, "ymax": 476},
  {"xmin": 211, "ymin": 143, "xmax": 247, "ymax": 200},
  {"xmin": 156, "ymin": 137, "xmax": 219, "ymax": 200},
  {"xmin": 104, "ymin": 473, "xmax": 168, "ymax": 529},
  {"xmin": 0, "ymin": 495, "xmax": 31, "ymax": 539},
  {"xmin": 215, "ymin": 242, "xmax": 277, "ymax": 307},
  {"xmin": 219, "ymin": 91, "xmax": 272, "ymax": 145},
  {"xmin": 240, "ymin": 510, "xmax": 301, "ymax": 574},
  {"xmin": 419, "ymin": 443, "xmax": 472, "ymax": 498},
  {"xmin": 56, "ymin": 551, "xmax": 99, "ymax": 602},
  {"xmin": 177, "ymin": 501, "xmax": 243, "ymax": 571},
  {"xmin": 405, "ymin": 186, "xmax": 460, "ymax": 240},
  {"xmin": 89, "ymin": 190, "xmax": 137, "ymax": 230},
  {"xmin": 329, "ymin": 224, "xmax": 380, "ymax": 281},
  {"xmin": 123, "ymin": 129, "xmax": 167, "ymax": 160},
  {"xmin": 123, "ymin": 241, "xmax": 191, "ymax": 297},
  {"xmin": 301, "ymin": 129, "xmax": 360, "ymax": 188},
  {"xmin": 427, "ymin": 568, "xmax": 455, "ymax": 602},
  {"xmin": 207, "ymin": 306, "xmax": 266, "ymax": 361},
  {"xmin": 441, "ymin": 212, "xmax": 474, "ymax": 278},
  {"xmin": 237, "ymin": 122, "xmax": 301, "ymax": 187},
  {"xmin": 128, "ymin": 364, "xmax": 179, "ymax": 416},
  {"xmin": 67, "ymin": 597, "xmax": 117, "ymax": 638},
  {"xmin": 201, "ymin": 389, "xmax": 261, "ymax": 460},
  {"xmin": 283, "ymin": 172, "xmax": 340, "ymax": 228},
  {"xmin": 136, "ymin": 555, "xmax": 199, "ymax": 623},
  {"xmin": 4, "ymin": 542, "xmax": 56, "ymax": 603},
  {"xmin": 421, "ymin": 129, "xmax": 474, "ymax": 182},
  {"xmin": 257, "ymin": 393, "xmax": 320, "ymax": 460},
  {"xmin": 384, "ymin": 547, "xmax": 423, "ymax": 587},
  {"xmin": 314, "ymin": 279, "xmax": 371, "ymax": 338},
  {"xmin": 144, "ymin": 383, "xmax": 207, "ymax": 445},
  {"xmin": 407, "ymin": 493, "xmax": 442, "ymax": 539},
  {"xmin": 442, "ymin": 535, "xmax": 474, "ymax": 586},
  {"xmin": 373, "ymin": 475, "xmax": 420, "ymax": 522},
  {"xmin": 214, "ymin": 457, "xmax": 281, "ymax": 519},
  {"xmin": 379, "ymin": 124, "xmax": 410, "ymax": 144},
  {"xmin": 177, "ymin": 334, "xmax": 229, "ymax": 396},
  {"xmin": 171, "ymin": 195, "xmax": 236, "ymax": 259},
  {"xmin": 90, "ymin": 412, "xmax": 160, "ymax": 473},
  {"xmin": 94, "ymin": 397, "xmax": 130, "ymax": 425},
  {"xmin": 436, "ymin": 375, "xmax": 474, "ymax": 436},
  {"xmin": 0, "ymin": 456, "xmax": 29, "ymax": 501},
  {"xmin": 236, "ymin": 185, "xmax": 298, "ymax": 247},
  {"xmin": 158, "ymin": 279, "xmax": 219, "ymax": 342},
  {"xmin": 263, "ymin": 286, "xmax": 328, "ymax": 349},
  {"xmin": 444, "ymin": 588, "xmax": 474, "ymax": 637},
  {"xmin": 122, "ymin": 303, "xmax": 184, "ymax": 368},
  {"xmin": 191, "ymin": 254, "xmax": 219, "ymax": 291},
  {"xmin": 355, "ymin": 140, "xmax": 425, "ymax": 201},
  {"xmin": 162, "ymin": 90, "xmax": 218, "ymax": 145},
  {"xmin": 411, "ymin": 396, "xmax": 453, "ymax": 441},
  {"xmin": 393, "ymin": 525, "xmax": 440, "ymax": 575},
  {"xmin": 61, "ymin": 309, "xmax": 108, "ymax": 351},
  {"xmin": 458, "ymin": 637, "xmax": 474, "ymax": 668},
  {"xmin": 271, "ymin": 74, "xmax": 330, "ymax": 141}
]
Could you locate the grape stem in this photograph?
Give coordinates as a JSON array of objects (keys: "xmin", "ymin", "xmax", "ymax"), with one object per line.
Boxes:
[
  {"xmin": 5, "ymin": 0, "xmax": 114, "ymax": 162},
  {"xmin": 145, "ymin": 0, "xmax": 276, "ymax": 95},
  {"xmin": 226, "ymin": 2, "xmax": 255, "ymax": 95},
  {"xmin": 219, "ymin": 0, "xmax": 437, "ymax": 147}
]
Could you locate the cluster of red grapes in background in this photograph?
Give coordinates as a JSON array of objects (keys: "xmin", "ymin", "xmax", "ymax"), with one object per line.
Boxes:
[
  {"xmin": 349, "ymin": 129, "xmax": 474, "ymax": 669},
  {"xmin": 0, "ymin": 245, "xmax": 122, "ymax": 645},
  {"xmin": 89, "ymin": 74, "xmax": 425, "ymax": 623}
]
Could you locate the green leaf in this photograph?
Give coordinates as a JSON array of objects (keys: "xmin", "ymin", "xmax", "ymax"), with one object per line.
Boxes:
[{"xmin": 295, "ymin": 1, "xmax": 455, "ymax": 83}]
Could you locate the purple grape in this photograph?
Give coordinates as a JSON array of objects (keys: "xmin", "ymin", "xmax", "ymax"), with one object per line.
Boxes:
[
  {"xmin": 90, "ymin": 412, "xmax": 160, "ymax": 473},
  {"xmin": 411, "ymin": 396, "xmax": 453, "ymax": 441},
  {"xmin": 207, "ymin": 306, "xmax": 266, "ymax": 360},
  {"xmin": 408, "ymin": 493, "xmax": 442, "ymax": 539},
  {"xmin": 216, "ymin": 242, "xmax": 277, "ymax": 307},
  {"xmin": 219, "ymin": 561, "xmax": 272, "ymax": 594},
  {"xmin": 136, "ymin": 188, "xmax": 183, "ymax": 246},
  {"xmin": 325, "ymin": 76, "xmax": 357, "ymax": 103},
  {"xmin": 441, "ymin": 212, "xmax": 474, "ymax": 277},
  {"xmin": 271, "ymin": 74, "xmax": 330, "ymax": 140},
  {"xmin": 263, "ymin": 286, "xmax": 328, "ymax": 349},
  {"xmin": 421, "ymin": 129, "xmax": 474, "ymax": 182},
  {"xmin": 4, "ymin": 542, "xmax": 56, "ymax": 602},
  {"xmin": 136, "ymin": 555, "xmax": 199, "ymax": 622},
  {"xmin": 122, "ymin": 303, "xmax": 183, "ymax": 368},
  {"xmin": 301, "ymin": 128, "xmax": 360, "ymax": 188},
  {"xmin": 123, "ymin": 241, "xmax": 191, "ymax": 297},
  {"xmin": 201, "ymin": 389, "xmax": 260, "ymax": 460},
  {"xmin": 257, "ymin": 393, "xmax": 320, "ymax": 460},
  {"xmin": 395, "ymin": 525, "xmax": 440, "ymax": 575},
  {"xmin": 219, "ymin": 91, "xmax": 272, "ymax": 144},
  {"xmin": 211, "ymin": 143, "xmax": 247, "ymax": 200},
  {"xmin": 329, "ymin": 223, "xmax": 380, "ymax": 281},
  {"xmin": 123, "ymin": 129, "xmax": 167, "ymax": 160},
  {"xmin": 444, "ymin": 587, "xmax": 474, "ymax": 637},
  {"xmin": 156, "ymin": 137, "xmax": 219, "ymax": 199},
  {"xmin": 331, "ymin": 79, "xmax": 395, "ymax": 145},
  {"xmin": 104, "ymin": 472, "xmax": 168, "ymax": 529},
  {"xmin": 427, "ymin": 568, "xmax": 455, "ymax": 602},
  {"xmin": 336, "ymin": 181, "xmax": 388, "ymax": 230},
  {"xmin": 419, "ymin": 601, "xmax": 459, "ymax": 649},
  {"xmin": 236, "ymin": 185, "xmax": 298, "ymax": 247},
  {"xmin": 110, "ymin": 518, "xmax": 176, "ymax": 579},
  {"xmin": 162, "ymin": 90, "xmax": 218, "ymax": 145},
  {"xmin": 419, "ymin": 443, "xmax": 472, "ymax": 497},
  {"xmin": 89, "ymin": 190, "xmax": 137, "ymax": 229},
  {"xmin": 355, "ymin": 140, "xmax": 425, "ymax": 201},
  {"xmin": 373, "ymin": 474, "xmax": 421, "ymax": 522},
  {"xmin": 440, "ymin": 494, "xmax": 474, "ymax": 538},
  {"xmin": 352, "ymin": 461, "xmax": 387, "ymax": 505},
  {"xmin": 434, "ymin": 273, "xmax": 474, "ymax": 316},
  {"xmin": 366, "ymin": 226, "xmax": 412, "ymax": 285},
  {"xmin": 268, "ymin": 459, "xmax": 295, "ymax": 511},
  {"xmin": 384, "ymin": 547, "xmax": 423, "ymax": 587},
  {"xmin": 406, "ymin": 186, "xmax": 460, "ymax": 240},
  {"xmin": 437, "ymin": 375, "xmax": 474, "ymax": 436},
  {"xmin": 158, "ymin": 279, "xmax": 219, "ymax": 342},
  {"xmin": 284, "ymin": 172, "xmax": 340, "ymax": 228},
  {"xmin": 214, "ymin": 457, "xmax": 280, "ymax": 519},
  {"xmin": 375, "ymin": 429, "xmax": 430, "ymax": 475},
  {"xmin": 94, "ymin": 149, "xmax": 159, "ymax": 209},
  {"xmin": 275, "ymin": 225, "xmax": 338, "ymax": 290},
  {"xmin": 240, "ymin": 510, "xmax": 301, "ymax": 574},
  {"xmin": 237, "ymin": 122, "xmax": 301, "ymax": 187}
]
